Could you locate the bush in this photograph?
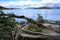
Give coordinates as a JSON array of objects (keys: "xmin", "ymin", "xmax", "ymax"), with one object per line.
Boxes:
[{"xmin": 0, "ymin": 11, "xmax": 15, "ymax": 40}]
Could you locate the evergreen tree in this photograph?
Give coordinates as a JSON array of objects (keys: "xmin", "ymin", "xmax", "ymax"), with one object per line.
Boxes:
[
  {"xmin": 37, "ymin": 14, "xmax": 44, "ymax": 23},
  {"xmin": 0, "ymin": 11, "xmax": 15, "ymax": 40}
]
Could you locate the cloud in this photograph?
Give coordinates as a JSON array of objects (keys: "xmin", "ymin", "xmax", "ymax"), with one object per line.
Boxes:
[{"xmin": 0, "ymin": 0, "xmax": 60, "ymax": 8}]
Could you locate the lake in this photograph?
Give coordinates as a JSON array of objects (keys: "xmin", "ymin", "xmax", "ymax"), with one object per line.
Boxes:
[{"xmin": 3, "ymin": 9, "xmax": 60, "ymax": 22}]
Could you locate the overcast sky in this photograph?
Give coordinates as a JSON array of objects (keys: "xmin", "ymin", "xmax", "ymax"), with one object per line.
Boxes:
[{"xmin": 0, "ymin": 0, "xmax": 60, "ymax": 8}]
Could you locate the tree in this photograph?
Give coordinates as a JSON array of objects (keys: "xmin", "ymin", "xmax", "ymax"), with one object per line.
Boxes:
[
  {"xmin": 0, "ymin": 11, "xmax": 16, "ymax": 40},
  {"xmin": 0, "ymin": 11, "xmax": 46, "ymax": 40},
  {"xmin": 37, "ymin": 14, "xmax": 44, "ymax": 23}
]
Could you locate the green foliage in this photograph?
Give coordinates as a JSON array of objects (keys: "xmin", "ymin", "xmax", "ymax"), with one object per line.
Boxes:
[
  {"xmin": 0, "ymin": 11, "xmax": 16, "ymax": 40},
  {"xmin": 8, "ymin": 13, "xmax": 15, "ymax": 17},
  {"xmin": 27, "ymin": 23, "xmax": 51, "ymax": 32},
  {"xmin": 0, "ymin": 6, "xmax": 6, "ymax": 9},
  {"xmin": 37, "ymin": 14, "xmax": 44, "ymax": 23},
  {"xmin": 27, "ymin": 23, "xmax": 42, "ymax": 32}
]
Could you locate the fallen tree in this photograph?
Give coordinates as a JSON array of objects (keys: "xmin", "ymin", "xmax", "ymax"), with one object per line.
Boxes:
[
  {"xmin": 0, "ymin": 11, "xmax": 47, "ymax": 40},
  {"xmin": 1, "ymin": 11, "xmax": 60, "ymax": 40},
  {"xmin": 0, "ymin": 10, "xmax": 46, "ymax": 28}
]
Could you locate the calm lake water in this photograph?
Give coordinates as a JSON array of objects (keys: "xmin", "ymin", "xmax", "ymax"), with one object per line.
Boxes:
[{"xmin": 3, "ymin": 9, "xmax": 60, "ymax": 21}]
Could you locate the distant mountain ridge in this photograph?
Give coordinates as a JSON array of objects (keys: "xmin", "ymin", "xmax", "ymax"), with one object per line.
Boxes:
[
  {"xmin": 0, "ymin": 6, "xmax": 60, "ymax": 9},
  {"xmin": 27, "ymin": 6, "xmax": 60, "ymax": 9},
  {"xmin": 33, "ymin": 6, "xmax": 52, "ymax": 9},
  {"xmin": 0, "ymin": 6, "xmax": 6, "ymax": 8},
  {"xmin": 49, "ymin": 6, "xmax": 60, "ymax": 9},
  {"xmin": 0, "ymin": 6, "xmax": 16, "ymax": 10}
]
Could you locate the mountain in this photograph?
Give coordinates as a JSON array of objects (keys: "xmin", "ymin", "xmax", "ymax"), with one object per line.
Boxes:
[
  {"xmin": 49, "ymin": 6, "xmax": 60, "ymax": 9},
  {"xmin": 26, "ymin": 7, "xmax": 35, "ymax": 9},
  {"xmin": 34, "ymin": 6, "xmax": 52, "ymax": 9},
  {"xmin": 0, "ymin": 6, "xmax": 6, "ymax": 8},
  {"xmin": 47, "ymin": 5, "xmax": 60, "ymax": 9},
  {"xmin": 0, "ymin": 6, "xmax": 16, "ymax": 10}
]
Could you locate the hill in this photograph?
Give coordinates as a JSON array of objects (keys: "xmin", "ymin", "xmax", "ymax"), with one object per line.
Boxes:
[
  {"xmin": 34, "ymin": 6, "xmax": 52, "ymax": 9},
  {"xmin": 0, "ymin": 6, "xmax": 15, "ymax": 10}
]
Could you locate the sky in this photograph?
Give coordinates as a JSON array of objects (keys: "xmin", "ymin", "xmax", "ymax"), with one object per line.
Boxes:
[{"xmin": 0, "ymin": 0, "xmax": 60, "ymax": 8}]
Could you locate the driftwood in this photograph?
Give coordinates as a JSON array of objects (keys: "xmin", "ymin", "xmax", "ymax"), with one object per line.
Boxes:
[
  {"xmin": 1, "ymin": 11, "xmax": 60, "ymax": 40},
  {"xmin": 0, "ymin": 11, "xmax": 49, "ymax": 40},
  {"xmin": 0, "ymin": 11, "xmax": 46, "ymax": 28}
]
